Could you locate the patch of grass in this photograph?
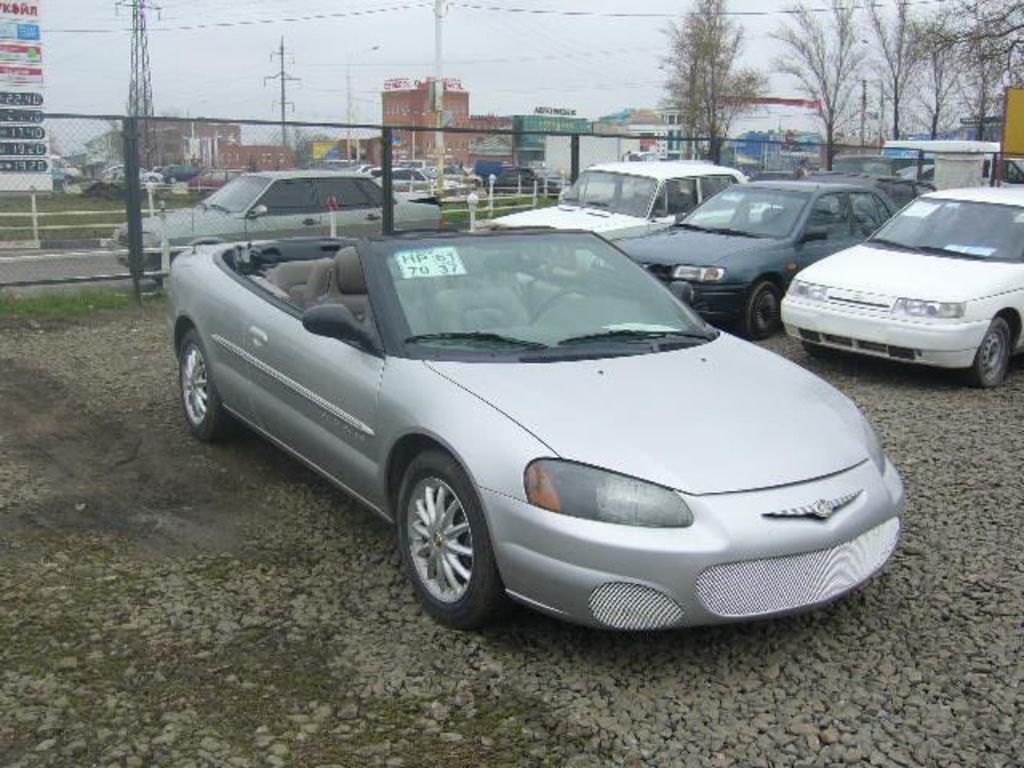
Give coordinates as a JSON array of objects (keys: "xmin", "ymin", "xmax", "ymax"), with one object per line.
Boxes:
[
  {"xmin": 0, "ymin": 289, "xmax": 161, "ymax": 318},
  {"xmin": 442, "ymin": 196, "xmax": 559, "ymax": 226}
]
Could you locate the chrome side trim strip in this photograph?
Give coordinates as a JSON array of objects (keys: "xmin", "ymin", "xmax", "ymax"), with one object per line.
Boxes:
[
  {"xmin": 212, "ymin": 333, "xmax": 375, "ymax": 437},
  {"xmin": 222, "ymin": 404, "xmax": 390, "ymax": 522}
]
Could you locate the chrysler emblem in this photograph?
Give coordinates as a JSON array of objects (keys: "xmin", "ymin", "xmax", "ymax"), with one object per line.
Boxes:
[
  {"xmin": 812, "ymin": 499, "xmax": 835, "ymax": 519},
  {"xmin": 763, "ymin": 491, "xmax": 861, "ymax": 521}
]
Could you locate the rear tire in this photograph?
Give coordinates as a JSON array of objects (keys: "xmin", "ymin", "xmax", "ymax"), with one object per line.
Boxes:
[
  {"xmin": 742, "ymin": 280, "xmax": 782, "ymax": 340},
  {"xmin": 397, "ymin": 450, "xmax": 508, "ymax": 629},
  {"xmin": 965, "ymin": 317, "xmax": 1011, "ymax": 388},
  {"xmin": 178, "ymin": 329, "xmax": 233, "ymax": 441}
]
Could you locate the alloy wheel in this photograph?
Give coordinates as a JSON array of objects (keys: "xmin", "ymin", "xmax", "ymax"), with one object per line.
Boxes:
[
  {"xmin": 181, "ymin": 344, "xmax": 209, "ymax": 426},
  {"xmin": 407, "ymin": 477, "xmax": 474, "ymax": 603}
]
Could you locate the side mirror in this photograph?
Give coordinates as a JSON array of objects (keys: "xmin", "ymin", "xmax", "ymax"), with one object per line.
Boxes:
[
  {"xmin": 302, "ymin": 304, "xmax": 377, "ymax": 352},
  {"xmin": 668, "ymin": 280, "xmax": 695, "ymax": 304},
  {"xmin": 801, "ymin": 225, "xmax": 829, "ymax": 243},
  {"xmin": 246, "ymin": 204, "xmax": 269, "ymax": 220},
  {"xmin": 674, "ymin": 212, "xmax": 689, "ymax": 225}
]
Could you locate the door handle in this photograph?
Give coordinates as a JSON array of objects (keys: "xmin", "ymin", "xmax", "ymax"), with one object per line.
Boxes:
[
  {"xmin": 366, "ymin": 212, "xmax": 382, "ymax": 221},
  {"xmin": 303, "ymin": 218, "xmax": 317, "ymax": 226},
  {"xmin": 248, "ymin": 326, "xmax": 269, "ymax": 348}
]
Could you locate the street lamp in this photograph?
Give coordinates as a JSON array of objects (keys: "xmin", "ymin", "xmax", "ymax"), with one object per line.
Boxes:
[{"xmin": 347, "ymin": 45, "xmax": 381, "ymax": 161}]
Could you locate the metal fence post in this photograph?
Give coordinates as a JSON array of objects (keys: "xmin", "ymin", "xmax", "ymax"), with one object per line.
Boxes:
[
  {"xmin": 381, "ymin": 126, "xmax": 395, "ymax": 235},
  {"xmin": 123, "ymin": 117, "xmax": 145, "ymax": 305},
  {"xmin": 570, "ymin": 134, "xmax": 581, "ymax": 183}
]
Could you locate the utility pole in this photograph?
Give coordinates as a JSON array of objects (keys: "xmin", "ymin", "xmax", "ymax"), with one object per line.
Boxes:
[
  {"xmin": 860, "ymin": 79, "xmax": 867, "ymax": 147},
  {"xmin": 434, "ymin": 0, "xmax": 446, "ymax": 190},
  {"xmin": 117, "ymin": 0, "xmax": 157, "ymax": 167},
  {"xmin": 265, "ymin": 38, "xmax": 299, "ymax": 149}
]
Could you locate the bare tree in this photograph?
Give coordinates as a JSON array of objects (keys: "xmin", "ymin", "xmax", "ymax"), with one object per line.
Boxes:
[
  {"xmin": 664, "ymin": 0, "xmax": 765, "ymax": 163},
  {"xmin": 772, "ymin": 0, "xmax": 866, "ymax": 168},
  {"xmin": 913, "ymin": 18, "xmax": 962, "ymax": 139},
  {"xmin": 867, "ymin": 1, "xmax": 921, "ymax": 140},
  {"xmin": 952, "ymin": 0, "xmax": 1023, "ymax": 69}
]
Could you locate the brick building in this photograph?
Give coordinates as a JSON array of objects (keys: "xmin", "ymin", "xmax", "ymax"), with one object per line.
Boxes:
[
  {"xmin": 218, "ymin": 144, "xmax": 296, "ymax": 172},
  {"xmin": 148, "ymin": 121, "xmax": 242, "ymax": 167},
  {"xmin": 381, "ymin": 77, "xmax": 471, "ymax": 166}
]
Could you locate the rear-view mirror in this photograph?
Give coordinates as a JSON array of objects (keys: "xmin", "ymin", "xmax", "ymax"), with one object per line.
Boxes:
[
  {"xmin": 246, "ymin": 204, "xmax": 269, "ymax": 220},
  {"xmin": 302, "ymin": 304, "xmax": 377, "ymax": 352},
  {"xmin": 668, "ymin": 280, "xmax": 695, "ymax": 304}
]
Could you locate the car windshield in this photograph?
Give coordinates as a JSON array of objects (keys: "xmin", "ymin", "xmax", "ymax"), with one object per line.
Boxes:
[
  {"xmin": 374, "ymin": 234, "xmax": 713, "ymax": 359},
  {"xmin": 683, "ymin": 187, "xmax": 810, "ymax": 238},
  {"xmin": 561, "ymin": 171, "xmax": 658, "ymax": 218},
  {"xmin": 202, "ymin": 176, "xmax": 270, "ymax": 212},
  {"xmin": 870, "ymin": 198, "xmax": 1024, "ymax": 262}
]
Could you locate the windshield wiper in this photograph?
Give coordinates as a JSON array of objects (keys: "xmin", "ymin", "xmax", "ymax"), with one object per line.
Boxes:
[
  {"xmin": 870, "ymin": 237, "xmax": 920, "ymax": 253},
  {"xmin": 404, "ymin": 332, "xmax": 549, "ymax": 350},
  {"xmin": 557, "ymin": 328, "xmax": 712, "ymax": 347},
  {"xmin": 916, "ymin": 245, "xmax": 989, "ymax": 260},
  {"xmin": 206, "ymin": 202, "xmax": 230, "ymax": 213},
  {"xmin": 704, "ymin": 227, "xmax": 761, "ymax": 238},
  {"xmin": 676, "ymin": 222, "xmax": 707, "ymax": 231}
]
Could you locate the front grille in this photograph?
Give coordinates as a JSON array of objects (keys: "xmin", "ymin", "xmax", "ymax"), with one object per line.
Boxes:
[
  {"xmin": 799, "ymin": 329, "xmax": 822, "ymax": 343},
  {"xmin": 857, "ymin": 340, "xmax": 887, "ymax": 353},
  {"xmin": 800, "ymin": 330, "xmax": 919, "ymax": 361},
  {"xmin": 823, "ymin": 334, "xmax": 854, "ymax": 347},
  {"xmin": 695, "ymin": 518, "xmax": 900, "ymax": 618},
  {"xmin": 589, "ymin": 582, "xmax": 684, "ymax": 630}
]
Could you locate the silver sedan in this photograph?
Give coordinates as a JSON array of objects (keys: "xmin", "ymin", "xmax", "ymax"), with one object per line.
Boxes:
[{"xmin": 169, "ymin": 230, "xmax": 904, "ymax": 630}]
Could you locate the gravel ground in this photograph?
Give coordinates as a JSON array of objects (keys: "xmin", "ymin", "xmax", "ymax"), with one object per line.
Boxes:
[{"xmin": 1, "ymin": 302, "xmax": 1022, "ymax": 768}]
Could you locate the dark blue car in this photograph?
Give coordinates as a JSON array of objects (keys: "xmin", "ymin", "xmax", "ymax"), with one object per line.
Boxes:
[{"xmin": 619, "ymin": 181, "xmax": 897, "ymax": 338}]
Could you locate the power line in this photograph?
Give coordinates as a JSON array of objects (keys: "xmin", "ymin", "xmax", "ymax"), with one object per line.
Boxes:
[
  {"xmin": 265, "ymin": 38, "xmax": 300, "ymax": 149},
  {"xmin": 47, "ymin": 3, "xmax": 431, "ymax": 34},
  {"xmin": 447, "ymin": 0, "xmax": 947, "ymax": 19}
]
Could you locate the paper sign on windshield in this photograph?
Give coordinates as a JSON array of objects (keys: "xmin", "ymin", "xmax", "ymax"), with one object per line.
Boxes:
[{"xmin": 395, "ymin": 247, "xmax": 467, "ymax": 279}]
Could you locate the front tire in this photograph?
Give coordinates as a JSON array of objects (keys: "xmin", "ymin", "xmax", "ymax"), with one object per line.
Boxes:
[
  {"xmin": 965, "ymin": 317, "xmax": 1011, "ymax": 388},
  {"xmin": 742, "ymin": 280, "xmax": 782, "ymax": 340},
  {"xmin": 178, "ymin": 329, "xmax": 233, "ymax": 441},
  {"xmin": 397, "ymin": 450, "xmax": 508, "ymax": 629}
]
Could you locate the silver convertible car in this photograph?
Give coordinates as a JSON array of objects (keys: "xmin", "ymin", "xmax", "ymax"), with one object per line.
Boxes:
[{"xmin": 168, "ymin": 230, "xmax": 905, "ymax": 630}]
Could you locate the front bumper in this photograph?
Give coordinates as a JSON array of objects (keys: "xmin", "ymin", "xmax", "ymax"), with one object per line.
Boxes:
[
  {"xmin": 482, "ymin": 458, "xmax": 905, "ymax": 630},
  {"xmin": 782, "ymin": 298, "xmax": 988, "ymax": 369},
  {"xmin": 644, "ymin": 268, "xmax": 747, "ymax": 323}
]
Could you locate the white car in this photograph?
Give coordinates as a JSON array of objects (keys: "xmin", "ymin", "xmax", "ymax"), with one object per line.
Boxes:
[
  {"xmin": 488, "ymin": 162, "xmax": 747, "ymax": 240},
  {"xmin": 782, "ymin": 187, "xmax": 1024, "ymax": 388}
]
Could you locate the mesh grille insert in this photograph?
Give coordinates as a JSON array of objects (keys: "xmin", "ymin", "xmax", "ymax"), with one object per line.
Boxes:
[
  {"xmin": 589, "ymin": 582, "xmax": 684, "ymax": 630},
  {"xmin": 696, "ymin": 518, "xmax": 900, "ymax": 618}
]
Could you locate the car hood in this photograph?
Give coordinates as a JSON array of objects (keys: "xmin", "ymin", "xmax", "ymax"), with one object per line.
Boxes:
[
  {"xmin": 620, "ymin": 228, "xmax": 777, "ymax": 266},
  {"xmin": 491, "ymin": 205, "xmax": 650, "ymax": 238},
  {"xmin": 799, "ymin": 243, "xmax": 1024, "ymax": 301},
  {"xmin": 426, "ymin": 334, "xmax": 869, "ymax": 495}
]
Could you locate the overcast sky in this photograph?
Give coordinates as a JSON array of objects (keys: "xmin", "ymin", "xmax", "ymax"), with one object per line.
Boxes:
[{"xmin": 44, "ymin": 0, "xmax": 939, "ymax": 132}]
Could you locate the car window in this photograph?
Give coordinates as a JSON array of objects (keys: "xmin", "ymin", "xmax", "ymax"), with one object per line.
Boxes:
[
  {"xmin": 203, "ymin": 175, "xmax": 271, "ymax": 213},
  {"xmin": 700, "ymin": 175, "xmax": 735, "ymax": 200},
  {"xmin": 393, "ymin": 169, "xmax": 412, "ymax": 181},
  {"xmin": 684, "ymin": 187, "xmax": 810, "ymax": 238},
  {"xmin": 255, "ymin": 179, "xmax": 317, "ymax": 216},
  {"xmin": 356, "ymin": 178, "xmax": 384, "ymax": 206},
  {"xmin": 807, "ymin": 193, "xmax": 851, "ymax": 239},
  {"xmin": 850, "ymin": 192, "xmax": 886, "ymax": 236},
  {"xmin": 312, "ymin": 178, "xmax": 373, "ymax": 209},
  {"xmin": 652, "ymin": 179, "xmax": 698, "ymax": 218},
  {"xmin": 562, "ymin": 171, "xmax": 658, "ymax": 218}
]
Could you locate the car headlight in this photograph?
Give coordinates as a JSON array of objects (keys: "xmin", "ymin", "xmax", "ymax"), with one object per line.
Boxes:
[
  {"xmin": 524, "ymin": 459, "xmax": 694, "ymax": 528},
  {"xmin": 863, "ymin": 419, "xmax": 886, "ymax": 474},
  {"xmin": 892, "ymin": 298, "xmax": 965, "ymax": 319},
  {"xmin": 789, "ymin": 280, "xmax": 828, "ymax": 302},
  {"xmin": 671, "ymin": 265, "xmax": 726, "ymax": 283}
]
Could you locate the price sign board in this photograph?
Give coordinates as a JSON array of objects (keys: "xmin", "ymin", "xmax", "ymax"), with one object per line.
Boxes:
[{"xmin": 0, "ymin": 0, "xmax": 46, "ymax": 193}]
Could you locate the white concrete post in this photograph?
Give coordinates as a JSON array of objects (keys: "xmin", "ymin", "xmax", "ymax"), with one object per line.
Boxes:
[
  {"xmin": 532, "ymin": 180, "xmax": 538, "ymax": 209},
  {"xmin": 488, "ymin": 174, "xmax": 495, "ymax": 212},
  {"xmin": 159, "ymin": 202, "xmax": 171, "ymax": 274},
  {"xmin": 467, "ymin": 190, "xmax": 480, "ymax": 232},
  {"xmin": 29, "ymin": 188, "xmax": 39, "ymax": 246},
  {"xmin": 329, "ymin": 208, "xmax": 337, "ymax": 238},
  {"xmin": 146, "ymin": 181, "xmax": 156, "ymax": 219}
]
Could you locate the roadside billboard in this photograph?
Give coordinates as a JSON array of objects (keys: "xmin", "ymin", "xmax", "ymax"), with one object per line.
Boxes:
[
  {"xmin": 0, "ymin": 0, "xmax": 47, "ymax": 193},
  {"xmin": 1003, "ymin": 87, "xmax": 1024, "ymax": 158}
]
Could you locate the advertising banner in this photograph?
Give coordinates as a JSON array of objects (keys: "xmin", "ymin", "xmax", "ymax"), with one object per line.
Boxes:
[{"xmin": 0, "ymin": 0, "xmax": 47, "ymax": 193}]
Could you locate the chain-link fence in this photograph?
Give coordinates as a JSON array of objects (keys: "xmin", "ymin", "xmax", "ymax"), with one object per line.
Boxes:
[{"xmin": 0, "ymin": 113, "xmax": 1017, "ymax": 293}]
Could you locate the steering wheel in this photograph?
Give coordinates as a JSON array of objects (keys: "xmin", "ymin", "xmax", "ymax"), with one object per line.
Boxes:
[{"xmin": 531, "ymin": 288, "xmax": 589, "ymax": 322}]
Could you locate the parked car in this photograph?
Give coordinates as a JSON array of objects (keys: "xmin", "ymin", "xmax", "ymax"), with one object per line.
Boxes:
[
  {"xmin": 488, "ymin": 162, "xmax": 747, "ymax": 240},
  {"xmin": 491, "ymin": 166, "xmax": 538, "ymax": 193},
  {"xmin": 782, "ymin": 187, "xmax": 1024, "ymax": 387},
  {"xmin": 115, "ymin": 170, "xmax": 441, "ymax": 271},
  {"xmin": 804, "ymin": 171, "xmax": 935, "ymax": 209},
  {"xmin": 531, "ymin": 167, "xmax": 567, "ymax": 195},
  {"xmin": 189, "ymin": 169, "xmax": 244, "ymax": 192},
  {"xmin": 140, "ymin": 169, "xmax": 165, "ymax": 184},
  {"xmin": 833, "ymin": 154, "xmax": 921, "ymax": 178},
  {"xmin": 369, "ymin": 167, "xmax": 435, "ymax": 193},
  {"xmin": 619, "ymin": 181, "xmax": 898, "ymax": 338},
  {"xmin": 169, "ymin": 229, "xmax": 904, "ymax": 629},
  {"xmin": 51, "ymin": 155, "xmax": 82, "ymax": 191},
  {"xmin": 161, "ymin": 164, "xmax": 201, "ymax": 184}
]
